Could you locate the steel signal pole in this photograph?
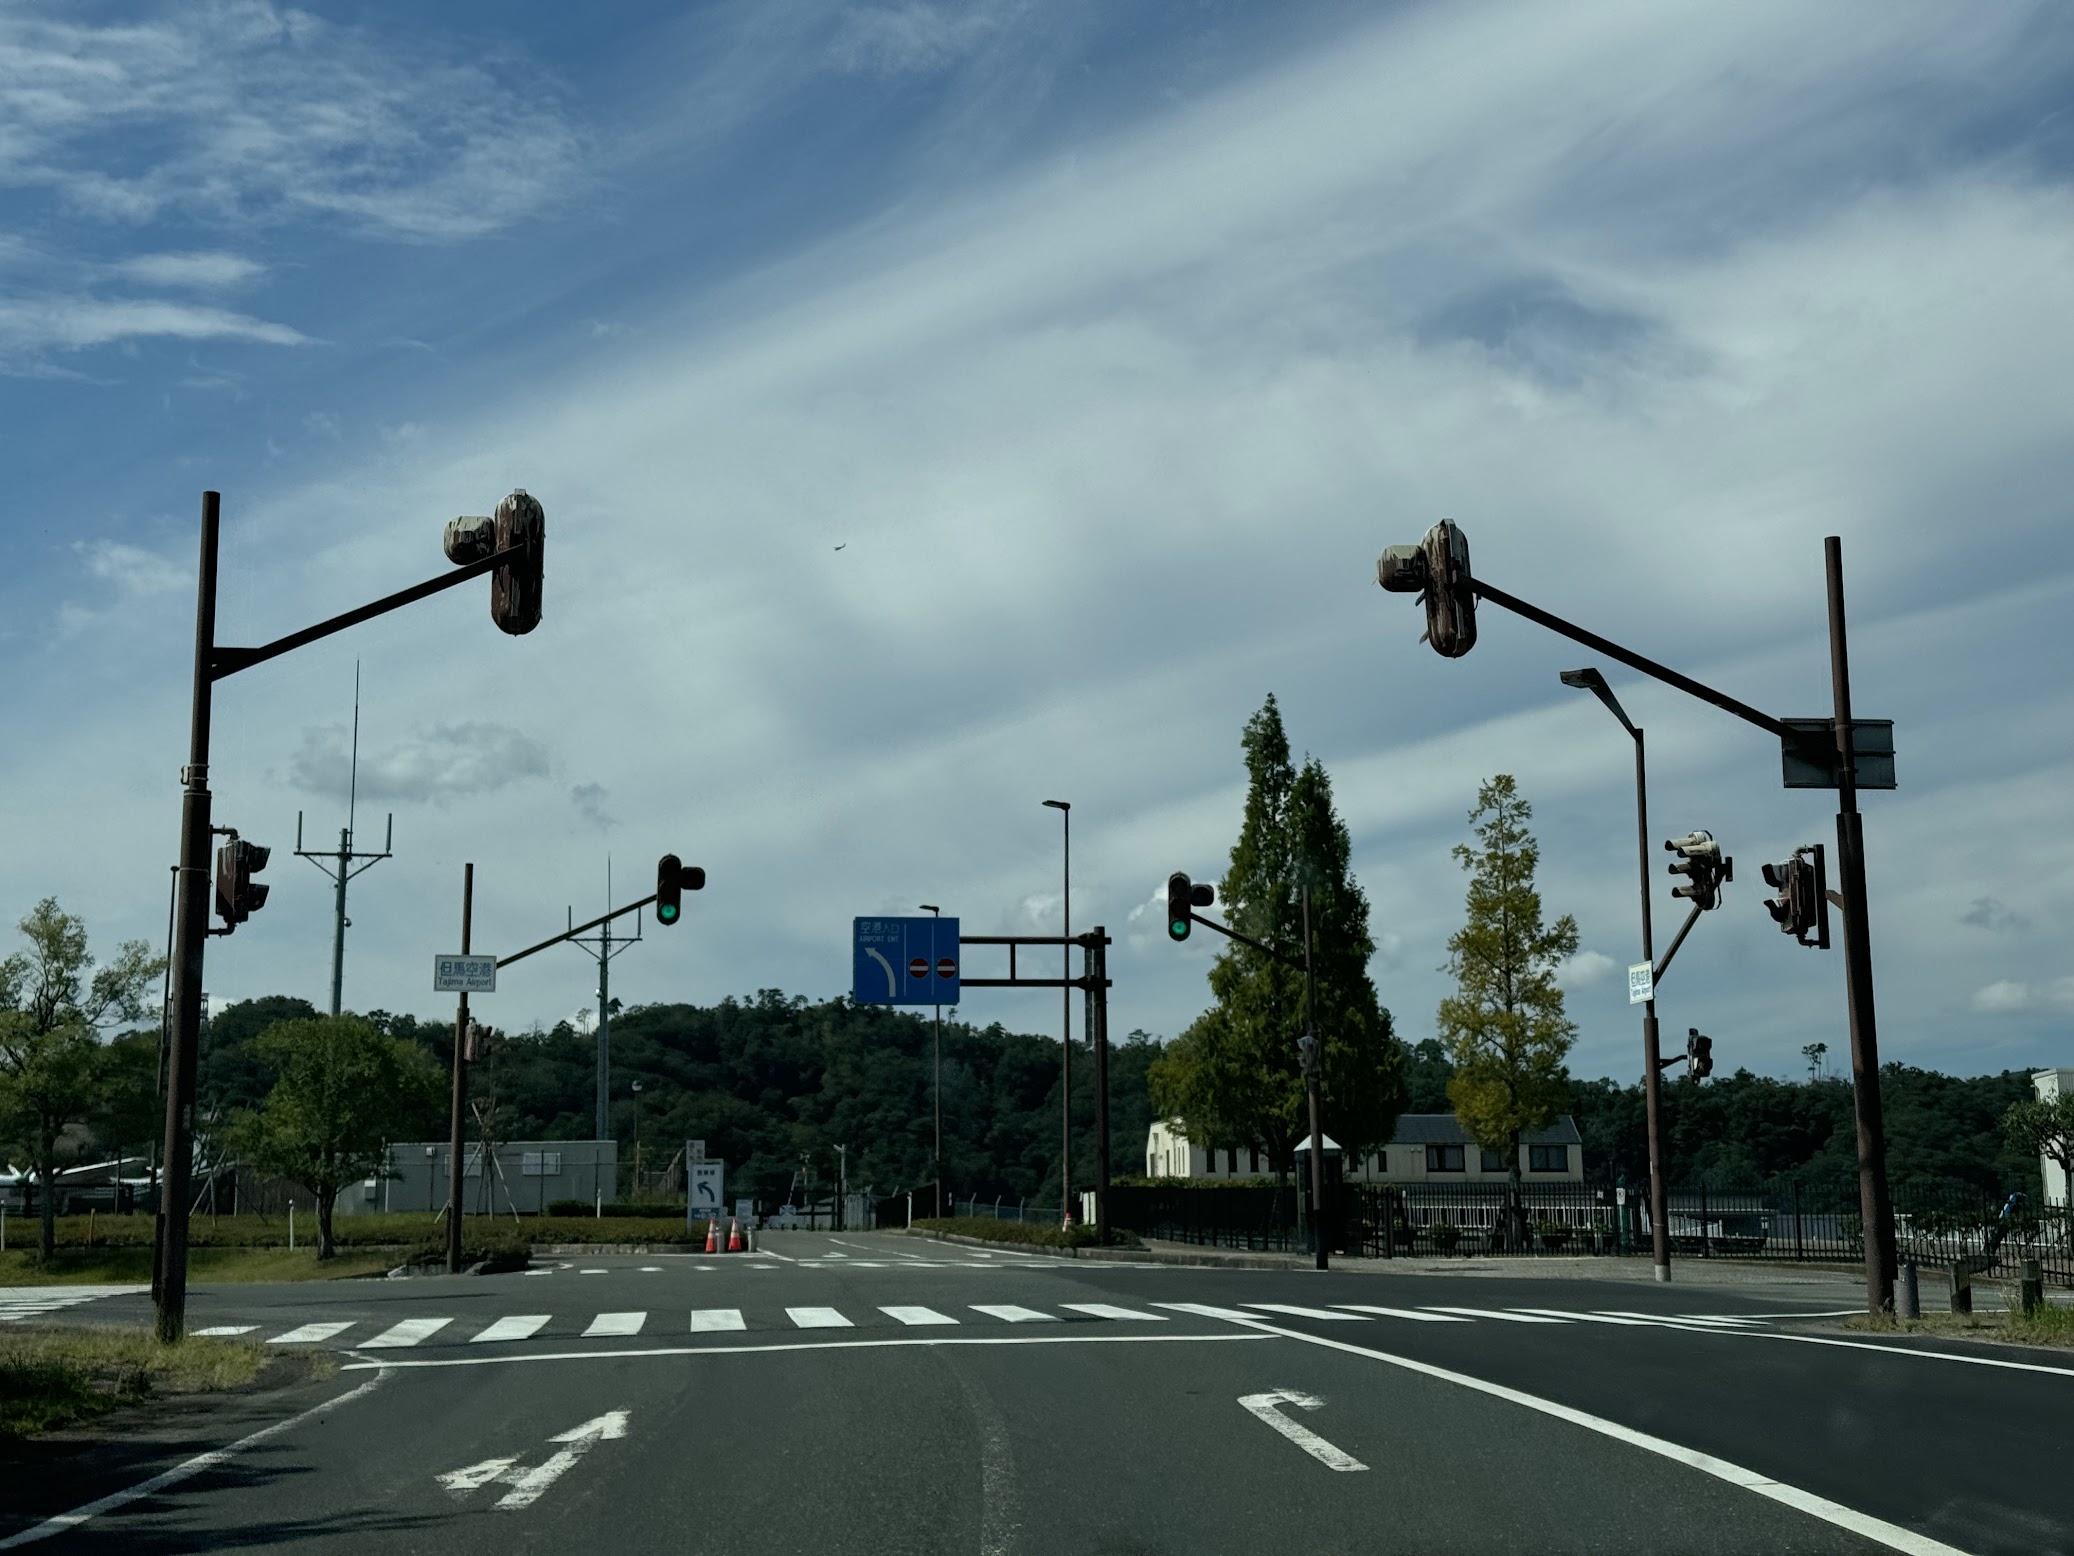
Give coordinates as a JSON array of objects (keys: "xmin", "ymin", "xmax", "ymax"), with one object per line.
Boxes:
[
  {"xmin": 447, "ymin": 863, "xmax": 473, "ymax": 1274},
  {"xmin": 1043, "ymin": 799, "xmax": 1072, "ymax": 1226},
  {"xmin": 922, "ymin": 903, "xmax": 944, "ymax": 1219}
]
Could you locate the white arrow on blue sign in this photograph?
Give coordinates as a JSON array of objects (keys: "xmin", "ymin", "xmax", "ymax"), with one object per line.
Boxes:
[{"xmin": 852, "ymin": 916, "xmax": 959, "ymax": 1005}]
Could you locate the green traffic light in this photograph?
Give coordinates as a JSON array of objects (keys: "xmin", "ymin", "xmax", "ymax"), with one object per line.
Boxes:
[
  {"xmin": 1170, "ymin": 919, "xmax": 1189, "ymax": 938},
  {"xmin": 659, "ymin": 904, "xmax": 678, "ymax": 923}
]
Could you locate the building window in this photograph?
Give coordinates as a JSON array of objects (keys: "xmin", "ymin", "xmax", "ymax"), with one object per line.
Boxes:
[
  {"xmin": 521, "ymin": 1152, "xmax": 562, "ymax": 1178},
  {"xmin": 1479, "ymin": 1147, "xmax": 1506, "ymax": 1173},
  {"xmin": 1425, "ymin": 1144, "xmax": 1465, "ymax": 1173},
  {"xmin": 1529, "ymin": 1144, "xmax": 1569, "ymax": 1174}
]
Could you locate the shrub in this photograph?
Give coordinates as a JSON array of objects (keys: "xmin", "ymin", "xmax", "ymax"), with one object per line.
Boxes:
[{"xmin": 403, "ymin": 1232, "xmax": 531, "ymax": 1274}]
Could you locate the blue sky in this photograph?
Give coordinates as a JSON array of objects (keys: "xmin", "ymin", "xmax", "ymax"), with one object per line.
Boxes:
[{"xmin": 3, "ymin": 0, "xmax": 2072, "ymax": 1086}]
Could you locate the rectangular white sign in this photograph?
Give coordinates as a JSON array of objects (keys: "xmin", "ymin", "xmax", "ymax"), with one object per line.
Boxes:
[
  {"xmin": 687, "ymin": 1161, "xmax": 725, "ymax": 1221},
  {"xmin": 1627, "ymin": 961, "xmax": 1653, "ymax": 1006},
  {"xmin": 434, "ymin": 954, "xmax": 498, "ymax": 993}
]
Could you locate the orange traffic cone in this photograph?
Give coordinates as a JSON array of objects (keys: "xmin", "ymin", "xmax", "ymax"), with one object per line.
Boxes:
[
  {"xmin": 704, "ymin": 1219, "xmax": 720, "ymax": 1254},
  {"xmin": 727, "ymin": 1218, "xmax": 744, "ymax": 1253}
]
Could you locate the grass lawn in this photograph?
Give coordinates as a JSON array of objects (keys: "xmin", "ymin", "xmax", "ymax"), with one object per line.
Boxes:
[
  {"xmin": 0, "ymin": 1245, "xmax": 399, "ymax": 1285},
  {"xmin": 0, "ymin": 1326, "xmax": 307, "ymax": 1439},
  {"xmin": 1845, "ymin": 1300, "xmax": 2074, "ymax": 1351}
]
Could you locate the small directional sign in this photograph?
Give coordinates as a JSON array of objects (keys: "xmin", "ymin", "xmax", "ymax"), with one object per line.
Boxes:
[
  {"xmin": 1628, "ymin": 962, "xmax": 1654, "ymax": 1006},
  {"xmin": 435, "ymin": 954, "xmax": 498, "ymax": 994},
  {"xmin": 853, "ymin": 916, "xmax": 960, "ymax": 1005},
  {"xmin": 688, "ymin": 1161, "xmax": 725, "ymax": 1218}
]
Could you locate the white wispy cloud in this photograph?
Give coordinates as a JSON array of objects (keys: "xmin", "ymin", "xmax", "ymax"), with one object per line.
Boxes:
[
  {"xmin": 1971, "ymin": 979, "xmax": 2074, "ymax": 1015},
  {"xmin": 0, "ymin": 296, "xmax": 304, "ymax": 356},
  {"xmin": 287, "ymin": 723, "xmax": 553, "ymax": 805},
  {"xmin": 112, "ymin": 251, "xmax": 265, "ymax": 289}
]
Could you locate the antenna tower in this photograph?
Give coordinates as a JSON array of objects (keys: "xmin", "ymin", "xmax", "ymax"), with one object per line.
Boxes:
[{"xmin": 295, "ymin": 662, "xmax": 394, "ymax": 1016}]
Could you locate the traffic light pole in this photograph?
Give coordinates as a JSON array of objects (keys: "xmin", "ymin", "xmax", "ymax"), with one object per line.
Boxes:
[
  {"xmin": 153, "ymin": 491, "xmax": 536, "ymax": 1343},
  {"xmin": 447, "ymin": 864, "xmax": 473, "ymax": 1275}
]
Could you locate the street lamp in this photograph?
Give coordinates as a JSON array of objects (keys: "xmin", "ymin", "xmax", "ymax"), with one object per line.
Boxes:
[
  {"xmin": 920, "ymin": 903, "xmax": 943, "ymax": 1220},
  {"xmin": 1042, "ymin": 799, "xmax": 1072, "ymax": 1227},
  {"xmin": 1560, "ymin": 667, "xmax": 1671, "ymax": 1282}
]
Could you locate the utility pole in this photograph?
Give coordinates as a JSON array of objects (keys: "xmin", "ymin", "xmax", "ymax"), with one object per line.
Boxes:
[
  {"xmin": 921, "ymin": 903, "xmax": 944, "ymax": 1219},
  {"xmin": 563, "ymin": 859, "xmax": 643, "ymax": 1144},
  {"xmin": 446, "ymin": 863, "xmax": 473, "ymax": 1274},
  {"xmin": 296, "ymin": 664, "xmax": 393, "ymax": 1017},
  {"xmin": 1042, "ymin": 800, "xmax": 1072, "ymax": 1225},
  {"xmin": 1300, "ymin": 885, "xmax": 1328, "ymax": 1272}
]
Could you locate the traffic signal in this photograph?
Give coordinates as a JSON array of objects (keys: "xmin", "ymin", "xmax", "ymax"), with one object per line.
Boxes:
[
  {"xmin": 656, "ymin": 854, "xmax": 706, "ymax": 925},
  {"xmin": 1665, "ymin": 830, "xmax": 1731, "ymax": 910},
  {"xmin": 1686, "ymin": 1028, "xmax": 1714, "ymax": 1080},
  {"xmin": 1166, "ymin": 872, "xmax": 1214, "ymax": 942},
  {"xmin": 443, "ymin": 490, "xmax": 545, "ymax": 636},
  {"xmin": 1761, "ymin": 844, "xmax": 1830, "ymax": 950},
  {"xmin": 212, "ymin": 837, "xmax": 270, "ymax": 931},
  {"xmin": 1376, "ymin": 519, "xmax": 1477, "ymax": 658}
]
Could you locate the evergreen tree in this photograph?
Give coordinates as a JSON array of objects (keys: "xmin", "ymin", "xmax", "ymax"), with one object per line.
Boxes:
[
  {"xmin": 1150, "ymin": 695, "xmax": 1403, "ymax": 1178},
  {"xmin": 1438, "ymin": 775, "xmax": 1577, "ymax": 1247}
]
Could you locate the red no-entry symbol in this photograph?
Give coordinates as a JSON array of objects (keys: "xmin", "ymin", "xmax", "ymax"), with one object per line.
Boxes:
[
  {"xmin": 909, "ymin": 957, "xmax": 929, "ymax": 979},
  {"xmin": 937, "ymin": 957, "xmax": 957, "ymax": 978}
]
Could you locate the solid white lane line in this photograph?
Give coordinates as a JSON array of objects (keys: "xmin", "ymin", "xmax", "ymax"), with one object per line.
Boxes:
[
  {"xmin": 582, "ymin": 1312, "xmax": 645, "ymax": 1337},
  {"xmin": 1422, "ymin": 1306, "xmax": 1568, "ymax": 1324},
  {"xmin": 970, "ymin": 1305, "xmax": 1059, "ymax": 1324},
  {"xmin": 341, "ymin": 1332, "xmax": 1272, "ymax": 1371},
  {"xmin": 472, "ymin": 1316, "xmax": 551, "ymax": 1343},
  {"xmin": 881, "ymin": 1306, "xmax": 959, "ymax": 1326},
  {"xmin": 1238, "ymin": 1391, "xmax": 1369, "ymax": 1473},
  {"xmin": 1511, "ymin": 1310, "xmax": 1655, "ymax": 1327},
  {"xmin": 1189, "ymin": 1311, "xmax": 1970, "ymax": 1556},
  {"xmin": 269, "ymin": 1321, "xmax": 355, "ymax": 1344},
  {"xmin": 787, "ymin": 1307, "xmax": 853, "ymax": 1329},
  {"xmin": 1059, "ymin": 1303, "xmax": 1166, "ymax": 1322},
  {"xmin": 1243, "ymin": 1303, "xmax": 1370, "ymax": 1323},
  {"xmin": 0, "ymin": 1371, "xmax": 389, "ymax": 1549},
  {"xmin": 1331, "ymin": 1305, "xmax": 1473, "ymax": 1323},
  {"xmin": 749, "ymin": 1264, "xmax": 777, "ymax": 1270},
  {"xmin": 191, "ymin": 1325, "xmax": 258, "ymax": 1337},
  {"xmin": 579, "ymin": 1269, "xmax": 606, "ymax": 1275},
  {"xmin": 359, "ymin": 1318, "xmax": 453, "ymax": 1349},
  {"xmin": 690, "ymin": 1309, "xmax": 745, "ymax": 1332}
]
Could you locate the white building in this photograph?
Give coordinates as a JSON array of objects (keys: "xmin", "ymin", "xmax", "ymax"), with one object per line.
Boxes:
[
  {"xmin": 1145, "ymin": 1114, "xmax": 1586, "ymax": 1184},
  {"xmin": 332, "ymin": 1139, "xmax": 617, "ymax": 1217},
  {"xmin": 2035, "ymin": 1069, "xmax": 2073, "ymax": 1207}
]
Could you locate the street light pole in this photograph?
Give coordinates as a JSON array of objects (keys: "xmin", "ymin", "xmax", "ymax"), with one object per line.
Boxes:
[
  {"xmin": 1042, "ymin": 800, "xmax": 1072, "ymax": 1226},
  {"xmin": 1561, "ymin": 668, "xmax": 1672, "ymax": 1282},
  {"xmin": 921, "ymin": 904, "xmax": 943, "ymax": 1219}
]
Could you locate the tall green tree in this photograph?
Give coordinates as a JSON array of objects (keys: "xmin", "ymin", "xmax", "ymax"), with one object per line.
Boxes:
[
  {"xmin": 0, "ymin": 899, "xmax": 162, "ymax": 1260},
  {"xmin": 1438, "ymin": 775, "xmax": 1577, "ymax": 1246},
  {"xmin": 1149, "ymin": 695, "xmax": 1403, "ymax": 1179},
  {"xmin": 227, "ymin": 1015, "xmax": 443, "ymax": 1258},
  {"xmin": 2002, "ymin": 1094, "xmax": 2074, "ymax": 1219}
]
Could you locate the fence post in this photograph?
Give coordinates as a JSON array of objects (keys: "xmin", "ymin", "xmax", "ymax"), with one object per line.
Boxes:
[
  {"xmin": 1792, "ymin": 1181, "xmax": 1803, "ymax": 1262},
  {"xmin": 1697, "ymin": 1184, "xmax": 1708, "ymax": 1258}
]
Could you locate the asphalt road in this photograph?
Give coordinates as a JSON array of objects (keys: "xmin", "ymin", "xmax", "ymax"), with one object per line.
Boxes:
[{"xmin": 3, "ymin": 1232, "xmax": 2067, "ymax": 1555}]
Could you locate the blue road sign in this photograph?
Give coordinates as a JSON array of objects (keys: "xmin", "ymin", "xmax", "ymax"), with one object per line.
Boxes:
[{"xmin": 853, "ymin": 916, "xmax": 960, "ymax": 1005}]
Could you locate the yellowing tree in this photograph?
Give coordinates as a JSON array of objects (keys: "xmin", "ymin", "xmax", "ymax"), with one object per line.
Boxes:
[{"xmin": 1437, "ymin": 775, "xmax": 1577, "ymax": 1249}]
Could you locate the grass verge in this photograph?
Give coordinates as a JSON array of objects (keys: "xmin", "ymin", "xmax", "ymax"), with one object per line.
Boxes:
[
  {"xmin": 911, "ymin": 1217, "xmax": 1140, "ymax": 1250},
  {"xmin": 0, "ymin": 1246, "xmax": 399, "ymax": 1286},
  {"xmin": 0, "ymin": 1326, "xmax": 306, "ymax": 1439},
  {"xmin": 1844, "ymin": 1300, "xmax": 2074, "ymax": 1351}
]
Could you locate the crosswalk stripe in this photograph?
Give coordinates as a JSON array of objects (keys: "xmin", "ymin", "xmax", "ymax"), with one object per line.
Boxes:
[
  {"xmin": 359, "ymin": 1317, "xmax": 453, "ymax": 1348},
  {"xmin": 1597, "ymin": 1310, "xmax": 1741, "ymax": 1327},
  {"xmin": 192, "ymin": 1325, "xmax": 259, "ymax": 1337},
  {"xmin": 269, "ymin": 1321, "xmax": 355, "ymax": 1344},
  {"xmin": 970, "ymin": 1304, "xmax": 1057, "ymax": 1323},
  {"xmin": 1059, "ymin": 1303, "xmax": 1166, "ymax": 1322},
  {"xmin": 787, "ymin": 1306, "xmax": 852, "ymax": 1329},
  {"xmin": 880, "ymin": 1306, "xmax": 958, "ymax": 1326},
  {"xmin": 582, "ymin": 1312, "xmax": 646, "ymax": 1337},
  {"xmin": 1152, "ymin": 1302, "xmax": 1262, "ymax": 1322},
  {"xmin": 690, "ymin": 1309, "xmax": 746, "ymax": 1332},
  {"xmin": 1244, "ymin": 1303, "xmax": 1369, "ymax": 1322},
  {"xmin": 1422, "ymin": 1306, "xmax": 1568, "ymax": 1324},
  {"xmin": 471, "ymin": 1315, "xmax": 550, "ymax": 1343},
  {"xmin": 1332, "ymin": 1305, "xmax": 1472, "ymax": 1323},
  {"xmin": 1511, "ymin": 1309, "xmax": 1653, "ymax": 1326}
]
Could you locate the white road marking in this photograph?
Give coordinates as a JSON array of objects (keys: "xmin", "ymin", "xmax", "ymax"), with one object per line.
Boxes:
[
  {"xmin": 1153, "ymin": 1302, "xmax": 1262, "ymax": 1323},
  {"xmin": 0, "ymin": 1285, "xmax": 150, "ymax": 1323},
  {"xmin": 438, "ymin": 1457, "xmax": 518, "ymax": 1494},
  {"xmin": 695, "ymin": 1265, "xmax": 718, "ymax": 1271},
  {"xmin": 1423, "ymin": 1306, "xmax": 1567, "ymax": 1324},
  {"xmin": 749, "ymin": 1264, "xmax": 777, "ymax": 1270},
  {"xmin": 690, "ymin": 1309, "xmax": 745, "ymax": 1332},
  {"xmin": 640, "ymin": 1266, "xmax": 662, "ymax": 1273},
  {"xmin": 1238, "ymin": 1390, "xmax": 1369, "ymax": 1473},
  {"xmin": 970, "ymin": 1305, "xmax": 1057, "ymax": 1324},
  {"xmin": 1511, "ymin": 1309, "xmax": 1655, "ymax": 1327},
  {"xmin": 359, "ymin": 1317, "xmax": 453, "ymax": 1349},
  {"xmin": 0, "ymin": 1371, "xmax": 389, "ymax": 1549},
  {"xmin": 269, "ymin": 1321, "xmax": 355, "ymax": 1345},
  {"xmin": 787, "ymin": 1306, "xmax": 853, "ymax": 1329},
  {"xmin": 1332, "ymin": 1305, "xmax": 1472, "ymax": 1323},
  {"xmin": 471, "ymin": 1315, "xmax": 550, "ymax": 1343},
  {"xmin": 881, "ymin": 1305, "xmax": 958, "ymax": 1326},
  {"xmin": 493, "ymin": 1410, "xmax": 629, "ymax": 1510},
  {"xmin": 579, "ymin": 1269, "xmax": 606, "ymax": 1275},
  {"xmin": 1243, "ymin": 1303, "xmax": 1369, "ymax": 1322},
  {"xmin": 582, "ymin": 1312, "xmax": 645, "ymax": 1337},
  {"xmin": 1194, "ymin": 1310, "xmax": 1971, "ymax": 1556},
  {"xmin": 1059, "ymin": 1303, "xmax": 1166, "ymax": 1322},
  {"xmin": 341, "ymin": 1332, "xmax": 1272, "ymax": 1371},
  {"xmin": 191, "ymin": 1325, "xmax": 258, "ymax": 1337}
]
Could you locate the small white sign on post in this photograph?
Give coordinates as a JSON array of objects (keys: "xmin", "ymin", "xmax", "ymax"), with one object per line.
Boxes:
[
  {"xmin": 686, "ymin": 1139, "xmax": 706, "ymax": 1163},
  {"xmin": 687, "ymin": 1162, "xmax": 725, "ymax": 1224},
  {"xmin": 434, "ymin": 954, "xmax": 498, "ymax": 994},
  {"xmin": 1627, "ymin": 961, "xmax": 1654, "ymax": 1006}
]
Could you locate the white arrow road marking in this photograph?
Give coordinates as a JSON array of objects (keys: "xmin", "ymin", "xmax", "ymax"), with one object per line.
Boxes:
[
  {"xmin": 866, "ymin": 946, "xmax": 898, "ymax": 997},
  {"xmin": 435, "ymin": 1411, "xmax": 631, "ymax": 1512},
  {"xmin": 1238, "ymin": 1391, "xmax": 1368, "ymax": 1473}
]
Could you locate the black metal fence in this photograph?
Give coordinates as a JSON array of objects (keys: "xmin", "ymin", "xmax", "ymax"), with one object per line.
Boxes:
[{"xmin": 1105, "ymin": 1178, "xmax": 2072, "ymax": 1287}]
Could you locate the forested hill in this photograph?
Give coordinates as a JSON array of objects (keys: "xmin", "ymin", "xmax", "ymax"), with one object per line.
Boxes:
[{"xmin": 198, "ymin": 991, "xmax": 1163, "ymax": 1209}]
